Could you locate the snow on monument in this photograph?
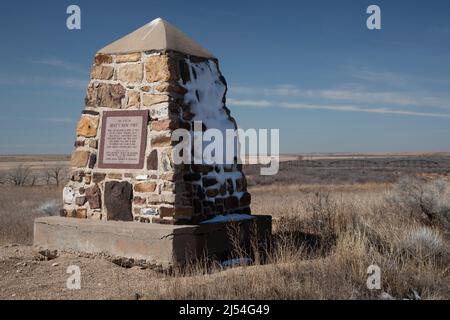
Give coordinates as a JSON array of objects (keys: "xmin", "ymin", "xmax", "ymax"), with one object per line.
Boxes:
[{"xmin": 61, "ymin": 18, "xmax": 251, "ymax": 224}]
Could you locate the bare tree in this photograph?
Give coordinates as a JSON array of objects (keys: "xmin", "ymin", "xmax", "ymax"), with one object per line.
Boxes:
[
  {"xmin": 47, "ymin": 166, "xmax": 66, "ymax": 186},
  {"xmin": 8, "ymin": 165, "xmax": 32, "ymax": 186}
]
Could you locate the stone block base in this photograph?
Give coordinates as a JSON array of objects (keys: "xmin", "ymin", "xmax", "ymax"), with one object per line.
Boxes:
[{"xmin": 33, "ymin": 216, "xmax": 272, "ymax": 268}]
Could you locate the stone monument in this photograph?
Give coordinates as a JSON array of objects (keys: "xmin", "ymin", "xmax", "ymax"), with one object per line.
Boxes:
[{"xmin": 34, "ymin": 18, "xmax": 271, "ymax": 267}]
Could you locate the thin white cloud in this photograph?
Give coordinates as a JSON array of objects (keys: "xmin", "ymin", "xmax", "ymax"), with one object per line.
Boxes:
[
  {"xmin": 228, "ymin": 98, "xmax": 450, "ymax": 118},
  {"xmin": 230, "ymin": 85, "xmax": 450, "ymax": 110},
  {"xmin": 33, "ymin": 57, "xmax": 87, "ymax": 74},
  {"xmin": 227, "ymin": 98, "xmax": 271, "ymax": 108}
]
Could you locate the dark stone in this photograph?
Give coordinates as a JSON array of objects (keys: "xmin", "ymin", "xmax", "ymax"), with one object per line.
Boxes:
[
  {"xmin": 226, "ymin": 178, "xmax": 234, "ymax": 194},
  {"xmin": 236, "ymin": 177, "xmax": 247, "ymax": 192},
  {"xmin": 86, "ymin": 185, "xmax": 102, "ymax": 209},
  {"xmin": 88, "ymin": 154, "xmax": 97, "ymax": 169},
  {"xmin": 184, "ymin": 172, "xmax": 201, "ymax": 181},
  {"xmin": 203, "ymin": 177, "xmax": 218, "ymax": 187},
  {"xmin": 224, "ymin": 196, "xmax": 239, "ymax": 210},
  {"xmin": 59, "ymin": 209, "xmax": 67, "ymax": 217},
  {"xmin": 205, "ymin": 188, "xmax": 219, "ymax": 198},
  {"xmin": 71, "ymin": 171, "xmax": 85, "ymax": 182},
  {"xmin": 92, "ymin": 173, "xmax": 106, "ymax": 183},
  {"xmin": 147, "ymin": 150, "xmax": 158, "ymax": 170},
  {"xmin": 75, "ymin": 196, "xmax": 86, "ymax": 206},
  {"xmin": 74, "ymin": 140, "xmax": 85, "ymax": 148},
  {"xmin": 193, "ymin": 199, "xmax": 202, "ymax": 214},
  {"xmin": 240, "ymin": 192, "xmax": 252, "ymax": 207},
  {"xmin": 179, "ymin": 59, "xmax": 190, "ymax": 84},
  {"xmin": 104, "ymin": 181, "xmax": 133, "ymax": 221},
  {"xmin": 192, "ymin": 164, "xmax": 213, "ymax": 174},
  {"xmin": 82, "ymin": 110, "xmax": 100, "ymax": 116}
]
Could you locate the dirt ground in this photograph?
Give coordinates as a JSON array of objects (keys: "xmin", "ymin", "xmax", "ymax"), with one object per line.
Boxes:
[{"xmin": 0, "ymin": 245, "xmax": 175, "ymax": 300}]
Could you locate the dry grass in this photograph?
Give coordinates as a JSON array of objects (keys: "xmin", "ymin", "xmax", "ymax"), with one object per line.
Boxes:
[
  {"xmin": 0, "ymin": 186, "xmax": 62, "ymax": 245},
  {"xmin": 0, "ymin": 171, "xmax": 449, "ymax": 299},
  {"xmin": 152, "ymin": 179, "xmax": 450, "ymax": 300}
]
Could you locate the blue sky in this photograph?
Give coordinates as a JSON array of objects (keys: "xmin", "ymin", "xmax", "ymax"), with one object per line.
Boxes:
[{"xmin": 0, "ymin": 0, "xmax": 449, "ymax": 154}]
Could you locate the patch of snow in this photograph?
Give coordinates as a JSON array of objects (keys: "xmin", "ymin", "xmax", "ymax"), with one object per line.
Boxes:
[
  {"xmin": 135, "ymin": 175, "xmax": 148, "ymax": 181},
  {"xmin": 36, "ymin": 200, "xmax": 61, "ymax": 216},
  {"xmin": 200, "ymin": 214, "xmax": 255, "ymax": 224},
  {"xmin": 183, "ymin": 59, "xmax": 235, "ymax": 165}
]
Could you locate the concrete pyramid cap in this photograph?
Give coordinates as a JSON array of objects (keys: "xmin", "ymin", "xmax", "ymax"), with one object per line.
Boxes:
[{"xmin": 98, "ymin": 18, "xmax": 215, "ymax": 59}]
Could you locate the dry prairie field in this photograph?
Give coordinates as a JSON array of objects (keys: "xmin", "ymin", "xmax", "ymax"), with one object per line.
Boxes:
[{"xmin": 0, "ymin": 154, "xmax": 449, "ymax": 300}]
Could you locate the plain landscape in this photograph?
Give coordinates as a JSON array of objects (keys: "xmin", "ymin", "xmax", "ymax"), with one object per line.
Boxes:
[{"xmin": 0, "ymin": 153, "xmax": 449, "ymax": 300}]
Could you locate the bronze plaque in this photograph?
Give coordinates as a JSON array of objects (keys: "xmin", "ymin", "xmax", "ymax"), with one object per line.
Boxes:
[{"xmin": 98, "ymin": 110, "xmax": 148, "ymax": 169}]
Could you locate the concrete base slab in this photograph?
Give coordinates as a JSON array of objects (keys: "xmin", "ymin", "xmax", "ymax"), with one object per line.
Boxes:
[{"xmin": 33, "ymin": 216, "xmax": 272, "ymax": 268}]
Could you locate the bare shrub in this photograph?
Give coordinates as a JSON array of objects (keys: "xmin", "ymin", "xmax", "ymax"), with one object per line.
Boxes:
[
  {"xmin": 386, "ymin": 176, "xmax": 450, "ymax": 226},
  {"xmin": 396, "ymin": 227, "xmax": 449, "ymax": 263},
  {"xmin": 46, "ymin": 166, "xmax": 67, "ymax": 186},
  {"xmin": 7, "ymin": 165, "xmax": 32, "ymax": 186}
]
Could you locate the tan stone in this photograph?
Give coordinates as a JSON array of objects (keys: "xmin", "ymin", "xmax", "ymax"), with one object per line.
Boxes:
[
  {"xmin": 94, "ymin": 54, "xmax": 113, "ymax": 65},
  {"xmin": 151, "ymin": 119, "xmax": 176, "ymax": 131},
  {"xmin": 151, "ymin": 134, "xmax": 172, "ymax": 147},
  {"xmin": 115, "ymin": 53, "xmax": 141, "ymax": 63},
  {"xmin": 145, "ymin": 55, "xmax": 179, "ymax": 82},
  {"xmin": 76, "ymin": 208, "xmax": 88, "ymax": 219},
  {"xmin": 134, "ymin": 182, "xmax": 157, "ymax": 193},
  {"xmin": 91, "ymin": 65, "xmax": 114, "ymax": 80},
  {"xmin": 117, "ymin": 64, "xmax": 143, "ymax": 83},
  {"xmin": 76, "ymin": 116, "xmax": 99, "ymax": 138},
  {"xmin": 142, "ymin": 94, "xmax": 170, "ymax": 106},
  {"xmin": 96, "ymin": 83, "xmax": 125, "ymax": 108},
  {"xmin": 155, "ymin": 83, "xmax": 187, "ymax": 95},
  {"xmin": 107, "ymin": 173, "xmax": 122, "ymax": 180},
  {"xmin": 126, "ymin": 91, "xmax": 140, "ymax": 108},
  {"xmin": 71, "ymin": 151, "xmax": 90, "ymax": 168},
  {"xmin": 140, "ymin": 86, "xmax": 151, "ymax": 92}
]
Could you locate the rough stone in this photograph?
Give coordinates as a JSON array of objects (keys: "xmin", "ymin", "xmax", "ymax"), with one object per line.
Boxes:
[
  {"xmin": 145, "ymin": 55, "xmax": 179, "ymax": 82},
  {"xmin": 96, "ymin": 83, "xmax": 125, "ymax": 108},
  {"xmin": 88, "ymin": 154, "xmax": 97, "ymax": 169},
  {"xmin": 104, "ymin": 181, "xmax": 133, "ymax": 221},
  {"xmin": 159, "ymin": 206, "xmax": 175, "ymax": 218},
  {"xmin": 107, "ymin": 173, "xmax": 123, "ymax": 180},
  {"xmin": 174, "ymin": 207, "xmax": 193, "ymax": 218},
  {"xmin": 133, "ymin": 197, "xmax": 146, "ymax": 205},
  {"xmin": 70, "ymin": 151, "xmax": 90, "ymax": 168},
  {"xmin": 155, "ymin": 82, "xmax": 187, "ymax": 95},
  {"xmin": 115, "ymin": 53, "xmax": 141, "ymax": 63},
  {"xmin": 75, "ymin": 196, "xmax": 87, "ymax": 206},
  {"xmin": 142, "ymin": 94, "xmax": 170, "ymax": 106},
  {"xmin": 126, "ymin": 91, "xmax": 141, "ymax": 108},
  {"xmin": 151, "ymin": 119, "xmax": 177, "ymax": 131},
  {"xmin": 224, "ymin": 196, "xmax": 239, "ymax": 210},
  {"xmin": 91, "ymin": 65, "xmax": 114, "ymax": 80},
  {"xmin": 63, "ymin": 186, "xmax": 75, "ymax": 204},
  {"xmin": 240, "ymin": 192, "xmax": 251, "ymax": 207},
  {"xmin": 76, "ymin": 116, "xmax": 99, "ymax": 138},
  {"xmin": 151, "ymin": 134, "xmax": 172, "ymax": 147},
  {"xmin": 89, "ymin": 140, "xmax": 98, "ymax": 149},
  {"xmin": 76, "ymin": 208, "xmax": 88, "ymax": 219},
  {"xmin": 205, "ymin": 188, "xmax": 219, "ymax": 198},
  {"xmin": 86, "ymin": 185, "xmax": 102, "ymax": 209},
  {"xmin": 92, "ymin": 173, "xmax": 106, "ymax": 183},
  {"xmin": 203, "ymin": 177, "xmax": 218, "ymax": 187},
  {"xmin": 94, "ymin": 54, "xmax": 113, "ymax": 65},
  {"xmin": 117, "ymin": 64, "xmax": 143, "ymax": 83},
  {"xmin": 147, "ymin": 150, "xmax": 158, "ymax": 170},
  {"xmin": 134, "ymin": 182, "xmax": 157, "ymax": 193}
]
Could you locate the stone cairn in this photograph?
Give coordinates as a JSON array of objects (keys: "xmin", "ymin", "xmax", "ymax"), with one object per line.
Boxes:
[{"xmin": 62, "ymin": 18, "xmax": 251, "ymax": 224}]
